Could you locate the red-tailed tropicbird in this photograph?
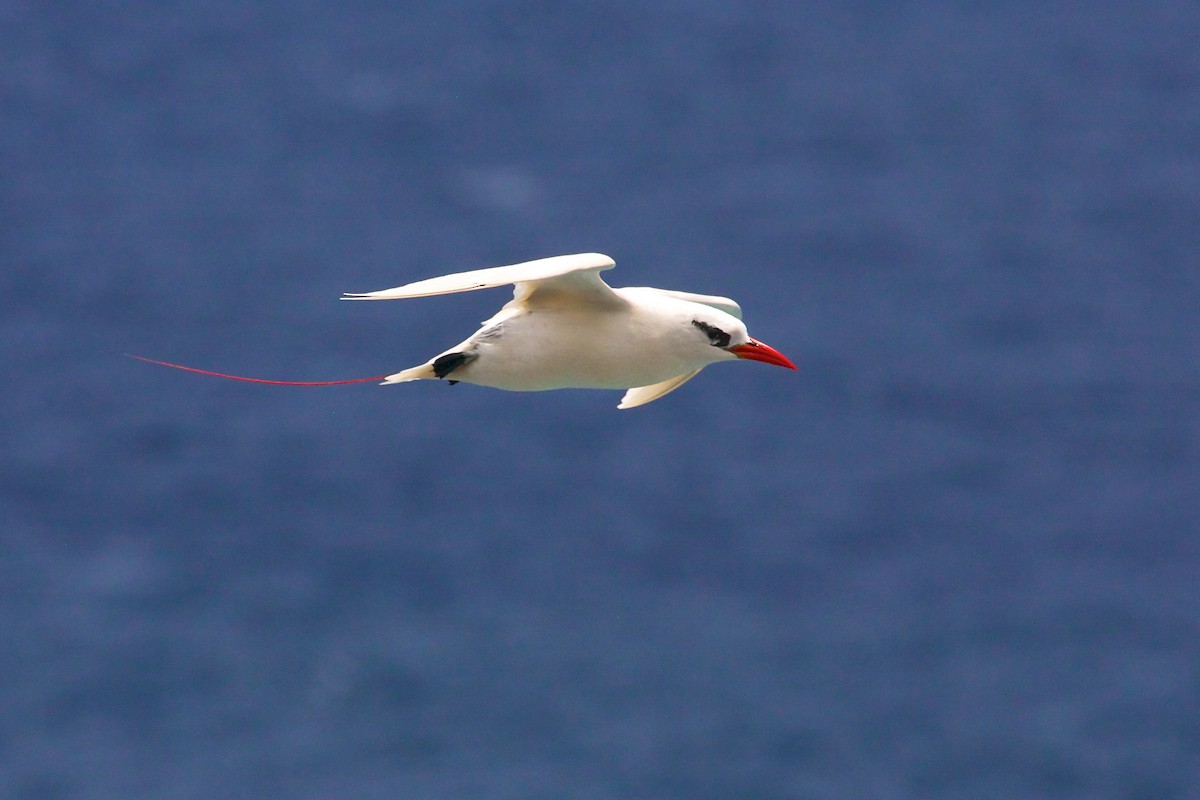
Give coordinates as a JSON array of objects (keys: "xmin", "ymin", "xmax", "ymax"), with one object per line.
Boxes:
[{"xmin": 132, "ymin": 252, "xmax": 796, "ymax": 409}]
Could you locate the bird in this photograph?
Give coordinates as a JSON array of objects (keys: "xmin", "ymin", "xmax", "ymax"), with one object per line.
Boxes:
[
  {"xmin": 342, "ymin": 252, "xmax": 795, "ymax": 408},
  {"xmin": 130, "ymin": 252, "xmax": 796, "ymax": 409}
]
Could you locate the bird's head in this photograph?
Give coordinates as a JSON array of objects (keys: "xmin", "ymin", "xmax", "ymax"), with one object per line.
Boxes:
[{"xmin": 689, "ymin": 311, "xmax": 797, "ymax": 370}]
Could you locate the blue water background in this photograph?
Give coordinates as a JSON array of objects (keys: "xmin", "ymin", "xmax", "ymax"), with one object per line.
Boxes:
[{"xmin": 3, "ymin": 3, "xmax": 1198, "ymax": 798}]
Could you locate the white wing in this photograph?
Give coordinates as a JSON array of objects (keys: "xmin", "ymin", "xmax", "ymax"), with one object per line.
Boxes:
[
  {"xmin": 342, "ymin": 253, "xmax": 617, "ymax": 301},
  {"xmin": 634, "ymin": 288, "xmax": 742, "ymax": 319},
  {"xmin": 618, "ymin": 369, "xmax": 704, "ymax": 409}
]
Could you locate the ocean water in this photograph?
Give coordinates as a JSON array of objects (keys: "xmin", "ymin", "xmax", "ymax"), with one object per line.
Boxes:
[{"xmin": 3, "ymin": 2, "xmax": 1198, "ymax": 798}]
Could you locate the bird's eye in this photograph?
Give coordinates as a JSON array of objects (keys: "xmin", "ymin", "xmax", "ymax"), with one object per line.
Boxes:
[{"xmin": 692, "ymin": 319, "xmax": 731, "ymax": 348}]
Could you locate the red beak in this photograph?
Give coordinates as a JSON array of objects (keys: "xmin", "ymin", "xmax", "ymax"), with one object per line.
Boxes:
[{"xmin": 729, "ymin": 339, "xmax": 797, "ymax": 370}]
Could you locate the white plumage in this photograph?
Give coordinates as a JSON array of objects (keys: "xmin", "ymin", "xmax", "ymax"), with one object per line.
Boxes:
[{"xmin": 343, "ymin": 253, "xmax": 796, "ymax": 409}]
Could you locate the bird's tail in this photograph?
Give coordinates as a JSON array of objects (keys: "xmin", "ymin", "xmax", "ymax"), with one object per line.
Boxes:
[{"xmin": 381, "ymin": 363, "xmax": 437, "ymax": 384}]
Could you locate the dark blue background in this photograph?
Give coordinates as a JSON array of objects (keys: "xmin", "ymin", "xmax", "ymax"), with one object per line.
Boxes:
[{"xmin": 4, "ymin": 2, "xmax": 1198, "ymax": 798}]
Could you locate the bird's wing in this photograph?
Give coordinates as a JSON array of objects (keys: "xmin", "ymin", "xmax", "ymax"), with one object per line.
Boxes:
[
  {"xmin": 342, "ymin": 253, "xmax": 618, "ymax": 306},
  {"xmin": 637, "ymin": 288, "xmax": 742, "ymax": 320},
  {"xmin": 617, "ymin": 369, "xmax": 704, "ymax": 409}
]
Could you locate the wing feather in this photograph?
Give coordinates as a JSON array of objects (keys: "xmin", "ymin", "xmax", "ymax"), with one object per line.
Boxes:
[
  {"xmin": 617, "ymin": 369, "xmax": 704, "ymax": 409},
  {"xmin": 342, "ymin": 253, "xmax": 616, "ymax": 301},
  {"xmin": 628, "ymin": 288, "xmax": 742, "ymax": 319}
]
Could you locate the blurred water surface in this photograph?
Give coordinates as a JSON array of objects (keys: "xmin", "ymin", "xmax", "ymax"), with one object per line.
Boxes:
[{"xmin": 3, "ymin": 2, "xmax": 1198, "ymax": 798}]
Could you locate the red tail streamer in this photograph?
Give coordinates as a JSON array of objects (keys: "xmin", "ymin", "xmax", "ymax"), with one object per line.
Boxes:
[{"xmin": 126, "ymin": 354, "xmax": 389, "ymax": 386}]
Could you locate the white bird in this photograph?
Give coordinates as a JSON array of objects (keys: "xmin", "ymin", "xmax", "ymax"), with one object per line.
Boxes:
[{"xmin": 342, "ymin": 252, "xmax": 796, "ymax": 408}]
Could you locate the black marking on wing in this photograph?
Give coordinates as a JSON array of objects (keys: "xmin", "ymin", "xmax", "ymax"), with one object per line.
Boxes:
[
  {"xmin": 432, "ymin": 351, "xmax": 475, "ymax": 379},
  {"xmin": 692, "ymin": 319, "xmax": 731, "ymax": 348}
]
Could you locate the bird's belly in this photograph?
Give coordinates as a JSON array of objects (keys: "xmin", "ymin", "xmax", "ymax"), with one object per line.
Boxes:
[
  {"xmin": 462, "ymin": 345, "xmax": 681, "ymax": 390},
  {"xmin": 454, "ymin": 314, "xmax": 704, "ymax": 391}
]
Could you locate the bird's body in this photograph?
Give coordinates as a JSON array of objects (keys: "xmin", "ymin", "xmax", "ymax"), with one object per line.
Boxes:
[
  {"xmin": 131, "ymin": 253, "xmax": 794, "ymax": 408},
  {"xmin": 344, "ymin": 253, "xmax": 795, "ymax": 408},
  {"xmin": 387, "ymin": 289, "xmax": 726, "ymax": 390}
]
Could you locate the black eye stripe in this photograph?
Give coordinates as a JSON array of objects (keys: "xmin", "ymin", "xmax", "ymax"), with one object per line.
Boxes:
[{"xmin": 692, "ymin": 319, "xmax": 731, "ymax": 348}]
